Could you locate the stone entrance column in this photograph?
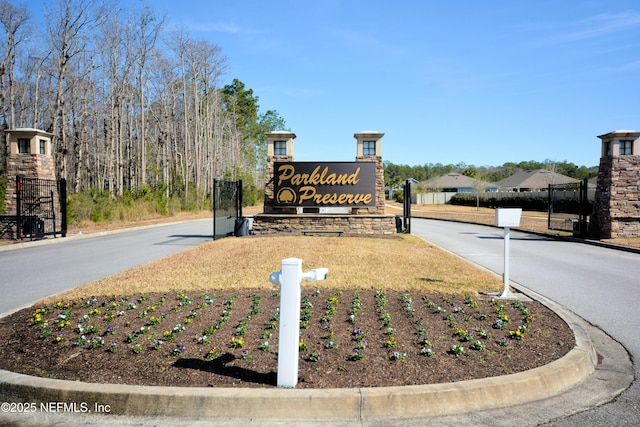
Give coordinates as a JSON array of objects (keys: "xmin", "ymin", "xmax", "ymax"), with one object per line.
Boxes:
[
  {"xmin": 353, "ymin": 131, "xmax": 385, "ymax": 215},
  {"xmin": 590, "ymin": 130, "xmax": 640, "ymax": 238},
  {"xmin": 3, "ymin": 128, "xmax": 55, "ymax": 213},
  {"xmin": 264, "ymin": 131, "xmax": 296, "ymax": 214}
]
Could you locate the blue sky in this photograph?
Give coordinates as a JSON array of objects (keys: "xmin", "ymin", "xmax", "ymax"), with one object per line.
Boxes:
[{"xmin": 75, "ymin": 1, "xmax": 640, "ymax": 167}]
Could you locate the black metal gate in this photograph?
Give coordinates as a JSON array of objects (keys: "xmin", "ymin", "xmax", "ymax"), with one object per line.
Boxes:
[
  {"xmin": 548, "ymin": 179, "xmax": 589, "ymax": 236},
  {"xmin": 4, "ymin": 176, "xmax": 67, "ymax": 239},
  {"xmin": 403, "ymin": 179, "xmax": 411, "ymax": 233},
  {"xmin": 213, "ymin": 179, "xmax": 242, "ymax": 240}
]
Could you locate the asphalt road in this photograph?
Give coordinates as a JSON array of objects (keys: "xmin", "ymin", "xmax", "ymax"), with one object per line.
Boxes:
[
  {"xmin": 0, "ymin": 219, "xmax": 214, "ymax": 315},
  {"xmin": 411, "ymin": 218, "xmax": 640, "ymax": 426}
]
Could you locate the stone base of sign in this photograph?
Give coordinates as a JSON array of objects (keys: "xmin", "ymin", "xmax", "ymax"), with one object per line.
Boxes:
[{"xmin": 250, "ymin": 214, "xmax": 396, "ymax": 236}]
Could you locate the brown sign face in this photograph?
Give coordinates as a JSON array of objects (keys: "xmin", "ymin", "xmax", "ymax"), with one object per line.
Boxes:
[{"xmin": 273, "ymin": 162, "xmax": 376, "ymax": 207}]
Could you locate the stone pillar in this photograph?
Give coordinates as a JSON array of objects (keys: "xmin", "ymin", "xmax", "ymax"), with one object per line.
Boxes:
[
  {"xmin": 3, "ymin": 128, "xmax": 56, "ymax": 213},
  {"xmin": 353, "ymin": 131, "xmax": 385, "ymax": 214},
  {"xmin": 264, "ymin": 131, "xmax": 296, "ymax": 214},
  {"xmin": 590, "ymin": 130, "xmax": 640, "ymax": 238}
]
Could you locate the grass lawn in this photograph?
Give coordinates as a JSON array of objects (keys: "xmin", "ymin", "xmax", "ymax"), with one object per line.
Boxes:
[{"xmin": 43, "ymin": 234, "xmax": 503, "ymax": 303}]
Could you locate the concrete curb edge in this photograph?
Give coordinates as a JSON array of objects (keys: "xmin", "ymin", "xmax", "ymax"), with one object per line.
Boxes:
[{"xmin": 0, "ymin": 292, "xmax": 599, "ymax": 423}]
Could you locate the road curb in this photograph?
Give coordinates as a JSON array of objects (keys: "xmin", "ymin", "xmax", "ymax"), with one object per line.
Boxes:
[{"xmin": 0, "ymin": 290, "xmax": 613, "ymax": 425}]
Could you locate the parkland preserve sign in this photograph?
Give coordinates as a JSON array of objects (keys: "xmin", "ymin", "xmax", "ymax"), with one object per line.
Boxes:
[{"xmin": 274, "ymin": 162, "xmax": 376, "ymax": 207}]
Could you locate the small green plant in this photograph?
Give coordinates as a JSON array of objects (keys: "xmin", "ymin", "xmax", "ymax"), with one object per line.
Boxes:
[
  {"xmin": 390, "ymin": 351, "xmax": 405, "ymax": 361},
  {"xmin": 205, "ymin": 347, "xmax": 220, "ymax": 359},
  {"xmin": 475, "ymin": 327, "xmax": 492, "ymax": 339},
  {"xmin": 125, "ymin": 333, "xmax": 140, "ymax": 343},
  {"xmin": 350, "ymin": 348, "xmax": 365, "ymax": 361},
  {"xmin": 230, "ymin": 337, "xmax": 245, "ymax": 348},
  {"xmin": 259, "ymin": 341, "xmax": 271, "ymax": 352},
  {"xmin": 352, "ymin": 328, "xmax": 364, "ymax": 342},
  {"xmin": 421, "ymin": 347, "xmax": 435, "ymax": 357},
  {"xmin": 464, "ymin": 296, "xmax": 478, "ymax": 308},
  {"xmin": 449, "ymin": 344, "xmax": 464, "ymax": 356},
  {"xmin": 470, "ymin": 340, "xmax": 486, "ymax": 351},
  {"xmin": 73, "ymin": 335, "xmax": 88, "ymax": 346},
  {"xmin": 85, "ymin": 325, "xmax": 100, "ymax": 334},
  {"xmin": 455, "ymin": 328, "xmax": 473, "ymax": 342},
  {"xmin": 172, "ymin": 345, "xmax": 186, "ymax": 356},
  {"xmin": 88, "ymin": 337, "xmax": 104, "ymax": 349},
  {"xmin": 496, "ymin": 336, "xmax": 510, "ymax": 346},
  {"xmin": 419, "ymin": 337, "xmax": 432, "ymax": 347},
  {"xmin": 509, "ymin": 326, "xmax": 526, "ymax": 340}
]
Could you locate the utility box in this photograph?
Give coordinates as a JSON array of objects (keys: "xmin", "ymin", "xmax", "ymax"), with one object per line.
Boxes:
[
  {"xmin": 495, "ymin": 208, "xmax": 522, "ymax": 228},
  {"xmin": 21, "ymin": 218, "xmax": 44, "ymax": 239}
]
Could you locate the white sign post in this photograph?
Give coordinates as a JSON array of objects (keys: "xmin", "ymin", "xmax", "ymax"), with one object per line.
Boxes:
[
  {"xmin": 495, "ymin": 208, "xmax": 522, "ymax": 298},
  {"xmin": 269, "ymin": 258, "xmax": 328, "ymax": 388}
]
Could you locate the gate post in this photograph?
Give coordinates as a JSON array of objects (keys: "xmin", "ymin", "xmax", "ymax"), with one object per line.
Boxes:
[
  {"xmin": 547, "ymin": 183, "xmax": 552, "ymax": 230},
  {"xmin": 59, "ymin": 178, "xmax": 67, "ymax": 237},
  {"xmin": 15, "ymin": 176, "xmax": 21, "ymax": 240},
  {"xmin": 237, "ymin": 179, "xmax": 243, "ymax": 219},
  {"xmin": 404, "ymin": 179, "xmax": 411, "ymax": 233},
  {"xmin": 213, "ymin": 179, "xmax": 218, "ymax": 240}
]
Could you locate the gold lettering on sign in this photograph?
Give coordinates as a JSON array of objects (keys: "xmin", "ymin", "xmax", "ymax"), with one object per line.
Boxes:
[
  {"xmin": 298, "ymin": 186, "xmax": 373, "ymax": 205},
  {"xmin": 277, "ymin": 165, "xmax": 361, "ymax": 186}
]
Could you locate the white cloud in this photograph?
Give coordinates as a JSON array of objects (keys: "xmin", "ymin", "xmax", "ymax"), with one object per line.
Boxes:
[{"xmin": 554, "ymin": 12, "xmax": 640, "ymax": 42}]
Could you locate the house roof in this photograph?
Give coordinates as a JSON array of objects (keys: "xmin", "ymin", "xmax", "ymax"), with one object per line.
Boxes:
[
  {"xmin": 494, "ymin": 169, "xmax": 579, "ymax": 189},
  {"xmin": 421, "ymin": 173, "xmax": 495, "ymax": 189}
]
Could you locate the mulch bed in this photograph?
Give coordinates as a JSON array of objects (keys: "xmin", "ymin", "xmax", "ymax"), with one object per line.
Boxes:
[{"xmin": 0, "ymin": 289, "xmax": 574, "ymax": 388}]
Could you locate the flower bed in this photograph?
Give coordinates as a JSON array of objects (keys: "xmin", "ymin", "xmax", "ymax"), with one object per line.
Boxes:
[{"xmin": 0, "ymin": 289, "xmax": 574, "ymax": 388}]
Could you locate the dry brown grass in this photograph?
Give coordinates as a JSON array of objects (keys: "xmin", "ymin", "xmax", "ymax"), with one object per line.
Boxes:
[
  {"xmin": 44, "ymin": 234, "xmax": 502, "ymax": 303},
  {"xmin": 601, "ymin": 237, "xmax": 640, "ymax": 248},
  {"xmin": 37, "ymin": 201, "xmax": 638, "ymax": 304},
  {"xmin": 386, "ymin": 203, "xmax": 640, "ymax": 248},
  {"xmin": 68, "ymin": 210, "xmax": 214, "ymax": 234},
  {"xmin": 385, "ymin": 202, "xmax": 563, "ymax": 235}
]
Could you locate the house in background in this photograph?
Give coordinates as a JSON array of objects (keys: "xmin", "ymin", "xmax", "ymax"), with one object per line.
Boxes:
[
  {"xmin": 421, "ymin": 173, "xmax": 497, "ymax": 193},
  {"xmin": 494, "ymin": 169, "xmax": 578, "ymax": 192},
  {"xmin": 415, "ymin": 173, "xmax": 497, "ymax": 204}
]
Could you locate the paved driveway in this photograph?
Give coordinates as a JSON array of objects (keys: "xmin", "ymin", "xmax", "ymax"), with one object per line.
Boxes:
[
  {"xmin": 411, "ymin": 218, "xmax": 640, "ymax": 426},
  {"xmin": 0, "ymin": 219, "xmax": 213, "ymax": 315}
]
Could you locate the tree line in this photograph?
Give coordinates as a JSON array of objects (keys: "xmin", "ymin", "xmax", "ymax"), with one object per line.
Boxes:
[
  {"xmin": 0, "ymin": 0, "xmax": 285, "ymax": 211},
  {"xmin": 384, "ymin": 159, "xmax": 598, "ymax": 188}
]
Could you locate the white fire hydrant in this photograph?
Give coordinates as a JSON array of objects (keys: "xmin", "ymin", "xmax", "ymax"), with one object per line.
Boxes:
[{"xmin": 269, "ymin": 258, "xmax": 328, "ymax": 388}]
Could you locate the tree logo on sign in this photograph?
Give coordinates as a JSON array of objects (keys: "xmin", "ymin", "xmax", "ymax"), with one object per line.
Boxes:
[{"xmin": 276, "ymin": 188, "xmax": 297, "ymax": 204}]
